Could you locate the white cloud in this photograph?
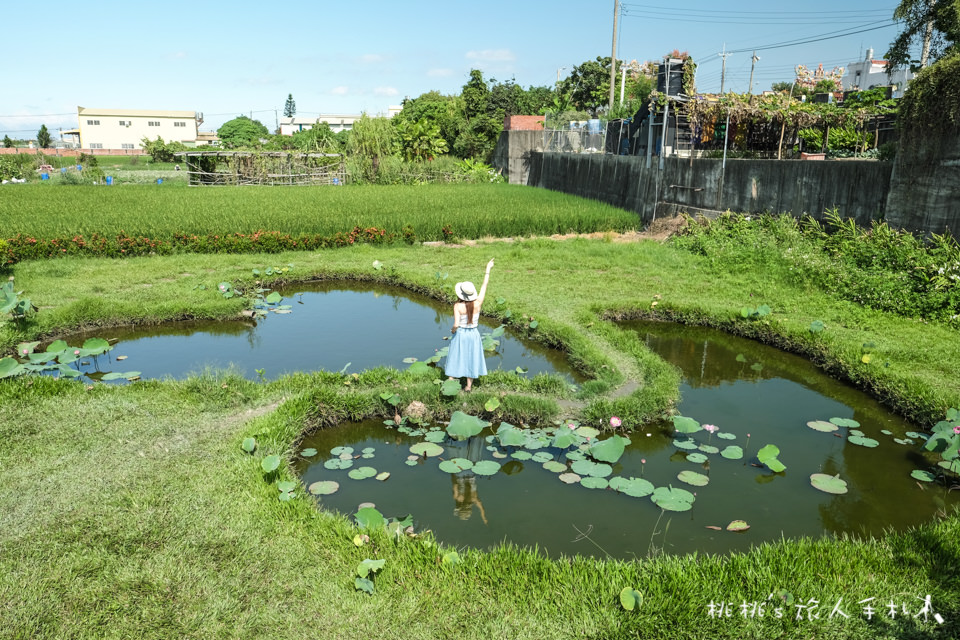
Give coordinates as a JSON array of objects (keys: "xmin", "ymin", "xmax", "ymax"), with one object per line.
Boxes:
[
  {"xmin": 465, "ymin": 49, "xmax": 515, "ymax": 63},
  {"xmin": 168, "ymin": 51, "xmax": 188, "ymax": 60},
  {"xmin": 427, "ymin": 68, "xmax": 453, "ymax": 77},
  {"xmin": 374, "ymin": 87, "xmax": 399, "ymax": 96},
  {"xmin": 330, "ymin": 86, "xmax": 349, "ymax": 95},
  {"xmin": 360, "ymin": 53, "xmax": 384, "ymax": 63}
]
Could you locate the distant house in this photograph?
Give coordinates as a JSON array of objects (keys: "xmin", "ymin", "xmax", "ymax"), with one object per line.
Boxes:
[
  {"xmin": 278, "ymin": 107, "xmax": 402, "ymax": 136},
  {"xmin": 76, "ymin": 107, "xmax": 210, "ymax": 150},
  {"xmin": 842, "ymin": 49, "xmax": 914, "ymax": 98}
]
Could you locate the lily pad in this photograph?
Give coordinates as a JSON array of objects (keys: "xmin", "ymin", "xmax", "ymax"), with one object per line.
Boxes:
[
  {"xmin": 348, "ymin": 466, "xmax": 377, "ymax": 480},
  {"xmin": 571, "ymin": 460, "xmax": 612, "ymax": 478},
  {"xmin": 355, "ymin": 506, "xmax": 386, "ymax": 531},
  {"xmin": 497, "ymin": 423, "xmax": 528, "ymax": 447},
  {"xmin": 830, "ymin": 417, "xmax": 860, "ymax": 428},
  {"xmin": 810, "ymin": 473, "xmax": 848, "ymax": 494},
  {"xmin": 672, "ymin": 416, "xmax": 701, "ymax": 434},
  {"xmin": 589, "ymin": 435, "xmax": 628, "ymax": 464},
  {"xmin": 847, "ymin": 435, "xmax": 879, "ymax": 448},
  {"xmin": 261, "ymin": 455, "xmax": 281, "ymax": 473},
  {"xmin": 472, "ymin": 460, "xmax": 501, "ymax": 476},
  {"xmin": 532, "ymin": 451, "xmax": 553, "ymax": 463},
  {"xmin": 543, "ymin": 461, "xmax": 567, "ymax": 473},
  {"xmin": 673, "ymin": 438, "xmax": 698, "ymax": 451},
  {"xmin": 331, "ymin": 446, "xmax": 354, "ymax": 456},
  {"xmin": 608, "ymin": 476, "xmax": 654, "ymax": 498},
  {"xmin": 446, "ymin": 411, "xmax": 490, "ymax": 441},
  {"xmin": 575, "ymin": 426, "xmax": 600, "ymax": 439},
  {"xmin": 580, "ymin": 476, "xmax": 609, "ymax": 489},
  {"xmin": 685, "ymin": 452, "xmax": 708, "ymax": 464},
  {"xmin": 511, "ymin": 451, "xmax": 533, "ymax": 461},
  {"xmin": 756, "ymin": 444, "xmax": 786, "ymax": 472},
  {"xmin": 905, "ymin": 431, "xmax": 925, "ymax": 439},
  {"xmin": 807, "ymin": 420, "xmax": 838, "ymax": 433},
  {"xmin": 491, "ymin": 451, "xmax": 508, "ymax": 459},
  {"xmin": 720, "ymin": 446, "xmax": 744, "ymax": 460},
  {"xmin": 677, "ymin": 470, "xmax": 710, "ymax": 487},
  {"xmin": 404, "ymin": 459, "xmax": 419, "ymax": 466},
  {"xmin": 484, "ymin": 397, "xmax": 501, "ymax": 412},
  {"xmin": 440, "ymin": 378, "xmax": 462, "ymax": 396},
  {"xmin": 277, "ymin": 480, "xmax": 297, "ymax": 493},
  {"xmin": 323, "ymin": 458, "xmax": 354, "ymax": 470},
  {"xmin": 241, "ymin": 437, "xmax": 257, "ymax": 453},
  {"xmin": 910, "ymin": 469, "xmax": 936, "ymax": 482},
  {"xmin": 558, "ymin": 472, "xmax": 581, "ymax": 484},
  {"xmin": 375, "ymin": 472, "xmax": 390, "ymax": 481},
  {"xmin": 727, "ymin": 520, "xmax": 750, "ymax": 532},
  {"xmin": 620, "ymin": 587, "xmax": 643, "ymax": 611},
  {"xmin": 409, "ymin": 442, "xmax": 443, "ymax": 458},
  {"xmin": 698, "ymin": 444, "xmax": 719, "ymax": 455},
  {"xmin": 650, "ymin": 486, "xmax": 695, "ymax": 512},
  {"xmin": 300, "ymin": 448, "xmax": 317, "ymax": 457},
  {"xmin": 308, "ymin": 480, "xmax": 339, "ymax": 495},
  {"xmin": 439, "ymin": 458, "xmax": 474, "ymax": 473},
  {"xmin": 717, "ymin": 432, "xmax": 737, "ymax": 440},
  {"xmin": 849, "ymin": 429, "xmax": 865, "ymax": 437}
]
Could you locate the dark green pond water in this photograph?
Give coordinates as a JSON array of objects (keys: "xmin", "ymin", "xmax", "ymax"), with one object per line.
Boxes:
[
  {"xmin": 295, "ymin": 320, "xmax": 956, "ymax": 559},
  {"xmin": 52, "ymin": 281, "xmax": 581, "ymax": 382}
]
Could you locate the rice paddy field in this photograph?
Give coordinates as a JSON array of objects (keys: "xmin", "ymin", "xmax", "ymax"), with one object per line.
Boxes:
[
  {"xmin": 0, "ymin": 183, "xmax": 638, "ymax": 241},
  {"xmin": 1, "ymin": 183, "xmax": 959, "ymax": 639}
]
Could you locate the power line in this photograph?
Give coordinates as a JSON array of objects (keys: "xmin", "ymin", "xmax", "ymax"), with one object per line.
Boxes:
[
  {"xmin": 726, "ymin": 21, "xmax": 896, "ymax": 54},
  {"xmin": 621, "ymin": 2, "xmax": 895, "ymax": 16}
]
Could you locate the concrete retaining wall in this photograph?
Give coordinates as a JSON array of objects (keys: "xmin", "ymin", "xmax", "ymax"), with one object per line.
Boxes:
[
  {"xmin": 885, "ymin": 133, "xmax": 960, "ymax": 235},
  {"xmin": 507, "ymin": 141, "xmax": 893, "ymax": 226}
]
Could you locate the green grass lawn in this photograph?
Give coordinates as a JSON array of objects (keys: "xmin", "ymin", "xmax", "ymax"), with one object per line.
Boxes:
[{"xmin": 1, "ymin": 187, "xmax": 959, "ymax": 639}]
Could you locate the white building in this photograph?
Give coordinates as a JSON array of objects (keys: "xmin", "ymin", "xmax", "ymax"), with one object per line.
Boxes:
[
  {"xmin": 278, "ymin": 107, "xmax": 402, "ymax": 136},
  {"xmin": 842, "ymin": 49, "xmax": 914, "ymax": 98},
  {"xmin": 76, "ymin": 107, "xmax": 209, "ymax": 150}
]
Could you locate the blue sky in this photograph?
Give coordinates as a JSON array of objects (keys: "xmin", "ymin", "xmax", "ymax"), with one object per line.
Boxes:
[{"xmin": 1, "ymin": 1, "xmax": 907, "ymax": 139}]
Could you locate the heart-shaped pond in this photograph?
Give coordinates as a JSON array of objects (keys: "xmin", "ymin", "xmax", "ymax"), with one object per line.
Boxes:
[{"xmin": 294, "ymin": 320, "xmax": 958, "ymax": 558}]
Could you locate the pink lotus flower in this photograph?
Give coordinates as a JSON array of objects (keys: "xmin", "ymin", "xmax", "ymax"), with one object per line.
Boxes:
[
  {"xmin": 567, "ymin": 422, "xmax": 576, "ymax": 430},
  {"xmin": 610, "ymin": 416, "xmax": 622, "ymax": 428},
  {"xmin": 702, "ymin": 424, "xmax": 719, "ymax": 434},
  {"xmin": 641, "ymin": 458, "xmax": 646, "ymax": 464},
  {"xmin": 954, "ymin": 425, "xmax": 960, "ymax": 435},
  {"xmin": 22, "ymin": 348, "xmax": 28, "ymax": 355},
  {"xmin": 74, "ymin": 350, "xmax": 80, "ymax": 355}
]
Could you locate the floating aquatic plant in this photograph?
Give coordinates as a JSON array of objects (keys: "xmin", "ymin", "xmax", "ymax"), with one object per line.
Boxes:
[
  {"xmin": 308, "ymin": 480, "xmax": 339, "ymax": 495},
  {"xmin": 348, "ymin": 466, "xmax": 377, "ymax": 480},
  {"xmin": 807, "ymin": 420, "xmax": 838, "ymax": 433},
  {"xmin": 609, "ymin": 476, "xmax": 654, "ymax": 498},
  {"xmin": 810, "ymin": 473, "xmax": 848, "ymax": 494},
  {"xmin": 261, "ymin": 454, "xmax": 281, "ymax": 474},
  {"xmin": 409, "ymin": 442, "xmax": 443, "ymax": 457},
  {"xmin": 439, "ymin": 458, "xmax": 473, "ymax": 473},
  {"xmin": 756, "ymin": 444, "xmax": 786, "ymax": 472},
  {"xmin": 726, "ymin": 520, "xmax": 750, "ymax": 532},
  {"xmin": 471, "ymin": 460, "xmax": 501, "ymax": 476},
  {"xmin": 445, "ymin": 411, "xmax": 489, "ymax": 441},
  {"xmin": 651, "ymin": 485, "xmax": 695, "ymax": 512},
  {"xmin": 580, "ymin": 476, "xmax": 609, "ymax": 489},
  {"xmin": 677, "ymin": 470, "xmax": 710, "ymax": 487},
  {"xmin": 672, "ymin": 416, "xmax": 702, "ymax": 434},
  {"xmin": 911, "ymin": 470, "xmax": 936, "ymax": 482}
]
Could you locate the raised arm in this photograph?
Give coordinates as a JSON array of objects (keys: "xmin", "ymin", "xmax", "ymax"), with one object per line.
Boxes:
[{"xmin": 476, "ymin": 259, "xmax": 494, "ymax": 303}]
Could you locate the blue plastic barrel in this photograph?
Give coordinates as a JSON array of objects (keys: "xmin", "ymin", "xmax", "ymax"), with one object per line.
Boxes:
[
  {"xmin": 76, "ymin": 164, "xmax": 82, "ymax": 171},
  {"xmin": 587, "ymin": 119, "xmax": 602, "ymax": 133},
  {"xmin": 106, "ymin": 176, "xmax": 113, "ymax": 186},
  {"xmin": 156, "ymin": 178, "xmax": 163, "ymax": 185},
  {"xmin": 61, "ymin": 167, "xmax": 67, "ymax": 173},
  {"xmin": 41, "ymin": 173, "xmax": 49, "ymax": 180}
]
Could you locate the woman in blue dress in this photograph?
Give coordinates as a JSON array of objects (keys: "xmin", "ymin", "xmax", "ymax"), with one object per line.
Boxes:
[{"xmin": 444, "ymin": 258, "xmax": 494, "ymax": 392}]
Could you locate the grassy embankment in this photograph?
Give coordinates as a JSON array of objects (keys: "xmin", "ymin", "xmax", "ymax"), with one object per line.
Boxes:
[{"xmin": 1, "ymin": 185, "xmax": 959, "ymax": 639}]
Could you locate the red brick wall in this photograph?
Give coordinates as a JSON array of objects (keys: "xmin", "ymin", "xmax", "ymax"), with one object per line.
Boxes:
[{"xmin": 503, "ymin": 115, "xmax": 544, "ymax": 131}]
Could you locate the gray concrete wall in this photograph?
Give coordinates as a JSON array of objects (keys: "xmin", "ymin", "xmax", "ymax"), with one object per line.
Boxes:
[
  {"xmin": 517, "ymin": 142, "xmax": 892, "ymax": 226},
  {"xmin": 885, "ymin": 133, "xmax": 960, "ymax": 235},
  {"xmin": 491, "ymin": 130, "xmax": 543, "ymax": 185}
]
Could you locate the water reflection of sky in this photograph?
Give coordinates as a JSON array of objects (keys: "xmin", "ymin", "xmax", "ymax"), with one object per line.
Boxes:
[{"xmin": 54, "ymin": 281, "xmax": 582, "ymax": 382}]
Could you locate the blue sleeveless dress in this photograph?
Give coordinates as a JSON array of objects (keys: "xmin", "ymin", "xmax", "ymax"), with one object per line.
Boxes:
[{"xmin": 444, "ymin": 309, "xmax": 487, "ymax": 379}]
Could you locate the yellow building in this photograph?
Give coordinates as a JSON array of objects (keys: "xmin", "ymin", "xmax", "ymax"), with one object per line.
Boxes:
[{"xmin": 77, "ymin": 106, "xmax": 207, "ymax": 150}]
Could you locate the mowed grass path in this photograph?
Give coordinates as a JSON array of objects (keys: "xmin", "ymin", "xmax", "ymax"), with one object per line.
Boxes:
[
  {"xmin": 0, "ymin": 183, "xmax": 637, "ymax": 241},
  {"xmin": 2, "ymin": 195, "xmax": 960, "ymax": 638}
]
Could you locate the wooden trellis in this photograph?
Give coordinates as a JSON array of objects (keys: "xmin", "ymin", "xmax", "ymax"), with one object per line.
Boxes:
[{"xmin": 175, "ymin": 151, "xmax": 345, "ymax": 186}]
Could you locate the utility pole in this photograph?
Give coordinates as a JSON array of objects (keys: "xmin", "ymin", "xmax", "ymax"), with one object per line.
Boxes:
[
  {"xmin": 620, "ymin": 65, "xmax": 627, "ymax": 105},
  {"xmin": 719, "ymin": 44, "xmax": 731, "ymax": 94},
  {"xmin": 748, "ymin": 52, "xmax": 760, "ymax": 95},
  {"xmin": 609, "ymin": 0, "xmax": 619, "ymax": 111}
]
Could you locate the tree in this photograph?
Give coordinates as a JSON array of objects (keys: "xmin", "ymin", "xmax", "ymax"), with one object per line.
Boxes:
[
  {"xmin": 347, "ymin": 114, "xmax": 397, "ymax": 180},
  {"xmin": 2, "ymin": 135, "xmax": 12, "ymax": 148},
  {"xmin": 36, "ymin": 125, "xmax": 52, "ymax": 149},
  {"xmin": 140, "ymin": 136, "xmax": 187, "ymax": 162},
  {"xmin": 559, "ymin": 57, "xmax": 614, "ymax": 115},
  {"xmin": 216, "ymin": 115, "xmax": 270, "ymax": 148},
  {"xmin": 291, "ymin": 122, "xmax": 345, "ymax": 153},
  {"xmin": 393, "ymin": 91, "xmax": 465, "ymax": 154},
  {"xmin": 886, "ymin": 0, "xmax": 960, "ymax": 70},
  {"xmin": 396, "ymin": 120, "xmax": 448, "ymax": 161},
  {"xmin": 284, "ymin": 94, "xmax": 296, "ymax": 118}
]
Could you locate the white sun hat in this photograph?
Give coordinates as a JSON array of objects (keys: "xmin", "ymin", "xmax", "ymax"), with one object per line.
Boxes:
[{"xmin": 455, "ymin": 281, "xmax": 478, "ymax": 301}]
